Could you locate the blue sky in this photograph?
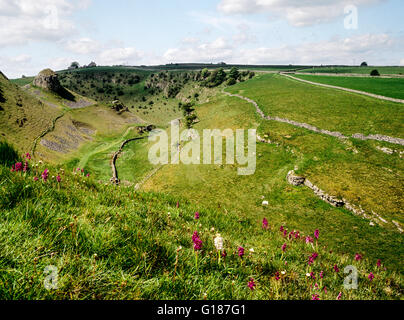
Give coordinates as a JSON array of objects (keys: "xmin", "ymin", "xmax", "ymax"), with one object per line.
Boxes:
[{"xmin": 0, "ymin": 0, "xmax": 403, "ymax": 78}]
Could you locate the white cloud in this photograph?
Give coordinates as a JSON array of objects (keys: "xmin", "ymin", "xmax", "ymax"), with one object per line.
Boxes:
[
  {"xmin": 217, "ymin": 0, "xmax": 383, "ymax": 27},
  {"xmin": 65, "ymin": 38, "xmax": 101, "ymax": 55},
  {"xmin": 400, "ymin": 59, "xmax": 404, "ymax": 66},
  {"xmin": 163, "ymin": 33, "xmax": 396, "ymax": 66},
  {"xmin": 0, "ymin": 0, "xmax": 89, "ymax": 47},
  {"xmin": 97, "ymin": 47, "xmax": 143, "ymax": 65},
  {"xmin": 0, "ymin": 54, "xmax": 33, "ymax": 78},
  {"xmin": 236, "ymin": 33, "xmax": 394, "ymax": 65},
  {"xmin": 164, "ymin": 37, "xmax": 234, "ymax": 63}
]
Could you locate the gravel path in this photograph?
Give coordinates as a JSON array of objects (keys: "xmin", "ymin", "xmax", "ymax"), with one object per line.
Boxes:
[
  {"xmin": 280, "ymin": 72, "xmax": 404, "ymax": 104},
  {"xmin": 223, "ymin": 90, "xmax": 404, "ymax": 146}
]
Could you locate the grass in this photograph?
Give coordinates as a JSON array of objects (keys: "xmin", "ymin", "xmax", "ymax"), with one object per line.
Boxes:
[
  {"xmin": 225, "ymin": 73, "xmax": 404, "ymax": 138},
  {"xmin": 0, "ymin": 158, "xmax": 402, "ymax": 299},
  {"xmin": 142, "ymin": 93, "xmax": 404, "ymax": 271},
  {"xmin": 0, "ymin": 73, "xmax": 61, "ymax": 154},
  {"xmin": 293, "ymin": 74, "xmax": 404, "ymax": 100},
  {"xmin": 297, "ymin": 66, "xmax": 404, "ymax": 75}
]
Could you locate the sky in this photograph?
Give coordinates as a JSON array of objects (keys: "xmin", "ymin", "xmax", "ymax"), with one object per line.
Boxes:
[{"xmin": 0, "ymin": 0, "xmax": 403, "ymax": 78}]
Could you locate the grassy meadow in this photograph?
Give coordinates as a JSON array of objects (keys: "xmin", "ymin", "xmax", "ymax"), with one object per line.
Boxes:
[
  {"xmin": 1, "ymin": 66, "xmax": 403, "ymax": 300},
  {"xmin": 297, "ymin": 66, "xmax": 404, "ymax": 75},
  {"xmin": 0, "ymin": 145, "xmax": 402, "ymax": 299},
  {"xmin": 226, "ymin": 73, "xmax": 404, "ymax": 138},
  {"xmin": 293, "ymin": 74, "xmax": 404, "ymax": 100}
]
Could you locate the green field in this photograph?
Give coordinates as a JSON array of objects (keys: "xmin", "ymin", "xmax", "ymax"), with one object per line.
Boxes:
[
  {"xmin": 293, "ymin": 74, "xmax": 404, "ymax": 100},
  {"xmin": 226, "ymin": 73, "xmax": 404, "ymax": 138},
  {"xmin": 297, "ymin": 66, "xmax": 404, "ymax": 75}
]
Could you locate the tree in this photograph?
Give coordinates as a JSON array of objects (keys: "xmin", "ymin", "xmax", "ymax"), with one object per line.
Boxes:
[
  {"xmin": 229, "ymin": 67, "xmax": 240, "ymax": 80},
  {"xmin": 360, "ymin": 62, "xmax": 368, "ymax": 67},
  {"xmin": 370, "ymin": 69, "xmax": 380, "ymax": 76},
  {"xmin": 69, "ymin": 61, "xmax": 80, "ymax": 69}
]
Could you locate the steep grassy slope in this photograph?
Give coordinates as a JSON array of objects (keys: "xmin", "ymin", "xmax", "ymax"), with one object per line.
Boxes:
[
  {"xmin": 293, "ymin": 74, "xmax": 404, "ymax": 100},
  {"xmin": 0, "ymin": 156, "xmax": 402, "ymax": 299},
  {"xmin": 0, "ymin": 72, "xmax": 60, "ymax": 154}
]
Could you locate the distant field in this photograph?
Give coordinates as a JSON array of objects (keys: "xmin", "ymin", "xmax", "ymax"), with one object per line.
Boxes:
[
  {"xmin": 10, "ymin": 76, "xmax": 34, "ymax": 86},
  {"xmin": 226, "ymin": 74, "xmax": 404, "ymax": 138},
  {"xmin": 297, "ymin": 66, "xmax": 404, "ymax": 75},
  {"xmin": 293, "ymin": 74, "xmax": 404, "ymax": 100}
]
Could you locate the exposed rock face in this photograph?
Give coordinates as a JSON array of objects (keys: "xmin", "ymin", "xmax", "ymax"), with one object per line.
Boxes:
[
  {"xmin": 286, "ymin": 170, "xmax": 306, "ymax": 186},
  {"xmin": 33, "ymin": 69, "xmax": 62, "ymax": 92}
]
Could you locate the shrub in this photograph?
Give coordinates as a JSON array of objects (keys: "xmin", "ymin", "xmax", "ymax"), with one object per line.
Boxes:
[
  {"xmin": 370, "ymin": 69, "xmax": 380, "ymax": 76},
  {"xmin": 226, "ymin": 78, "xmax": 237, "ymax": 86}
]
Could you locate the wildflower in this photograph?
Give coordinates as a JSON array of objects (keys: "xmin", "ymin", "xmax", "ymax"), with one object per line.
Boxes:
[
  {"xmin": 176, "ymin": 201, "xmax": 179, "ymax": 208},
  {"xmin": 14, "ymin": 162, "xmax": 23, "ymax": 172},
  {"xmin": 323, "ymin": 286, "xmax": 327, "ymax": 294},
  {"xmin": 309, "ymin": 252, "xmax": 318, "ymax": 264},
  {"xmin": 336, "ymin": 292, "xmax": 342, "ymax": 300},
  {"xmin": 305, "ymin": 236, "xmax": 313, "ymax": 244},
  {"xmin": 310, "ymin": 272, "xmax": 316, "ymax": 280},
  {"xmin": 314, "ymin": 229, "xmax": 319, "ymax": 240},
  {"xmin": 355, "ymin": 253, "xmax": 362, "ymax": 261},
  {"xmin": 33, "ymin": 176, "xmax": 38, "ymax": 181},
  {"xmin": 56, "ymin": 175, "xmax": 61, "ymax": 183},
  {"xmin": 333, "ymin": 264, "xmax": 340, "ymax": 273},
  {"xmin": 41, "ymin": 169, "xmax": 49, "ymax": 182},
  {"xmin": 377, "ymin": 259, "xmax": 382, "ymax": 268},
  {"xmin": 249, "ymin": 248, "xmax": 255, "ymax": 253},
  {"xmin": 86, "ymin": 173, "xmax": 90, "ymax": 177},
  {"xmin": 262, "ymin": 218, "xmax": 269, "ymax": 230},
  {"xmin": 247, "ymin": 278, "xmax": 256, "ymax": 291},
  {"xmin": 283, "ymin": 229, "xmax": 287, "ymax": 237},
  {"xmin": 25, "ymin": 153, "xmax": 31, "ymax": 160},
  {"xmin": 306, "ymin": 273, "xmax": 311, "ymax": 277},
  {"xmin": 262, "ymin": 200, "xmax": 268, "ymax": 206},
  {"xmin": 192, "ymin": 231, "xmax": 202, "ymax": 251},
  {"xmin": 194, "ymin": 212, "xmax": 200, "ymax": 220},
  {"xmin": 23, "ymin": 161, "xmax": 29, "ymax": 173},
  {"xmin": 214, "ymin": 234, "xmax": 223, "ymax": 251},
  {"xmin": 238, "ymin": 246, "xmax": 245, "ymax": 258},
  {"xmin": 280, "ymin": 225, "xmax": 284, "ymax": 232},
  {"xmin": 275, "ymin": 272, "xmax": 280, "ymax": 280},
  {"xmin": 281, "ymin": 270, "xmax": 286, "ymax": 275},
  {"xmin": 221, "ymin": 250, "xmax": 227, "ymax": 258},
  {"xmin": 319, "ymin": 271, "xmax": 324, "ymax": 279},
  {"xmin": 368, "ymin": 272, "xmax": 375, "ymax": 281},
  {"xmin": 281, "ymin": 243, "xmax": 287, "ymax": 252},
  {"xmin": 312, "ymin": 294, "xmax": 320, "ymax": 300}
]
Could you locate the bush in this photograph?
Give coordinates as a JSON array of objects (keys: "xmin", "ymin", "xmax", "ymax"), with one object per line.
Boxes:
[
  {"xmin": 370, "ymin": 69, "xmax": 380, "ymax": 76},
  {"xmin": 226, "ymin": 78, "xmax": 237, "ymax": 86}
]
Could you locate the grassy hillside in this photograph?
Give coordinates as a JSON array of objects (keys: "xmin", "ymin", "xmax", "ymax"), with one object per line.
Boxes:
[
  {"xmin": 0, "ymin": 150, "xmax": 402, "ymax": 299},
  {"xmin": 293, "ymin": 74, "xmax": 404, "ymax": 100},
  {"xmin": 142, "ymin": 93, "xmax": 404, "ymax": 270},
  {"xmin": 0, "ymin": 72, "xmax": 60, "ymax": 154}
]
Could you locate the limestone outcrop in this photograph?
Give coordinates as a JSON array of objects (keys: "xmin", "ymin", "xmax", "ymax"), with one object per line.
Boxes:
[{"xmin": 33, "ymin": 69, "xmax": 62, "ymax": 92}]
